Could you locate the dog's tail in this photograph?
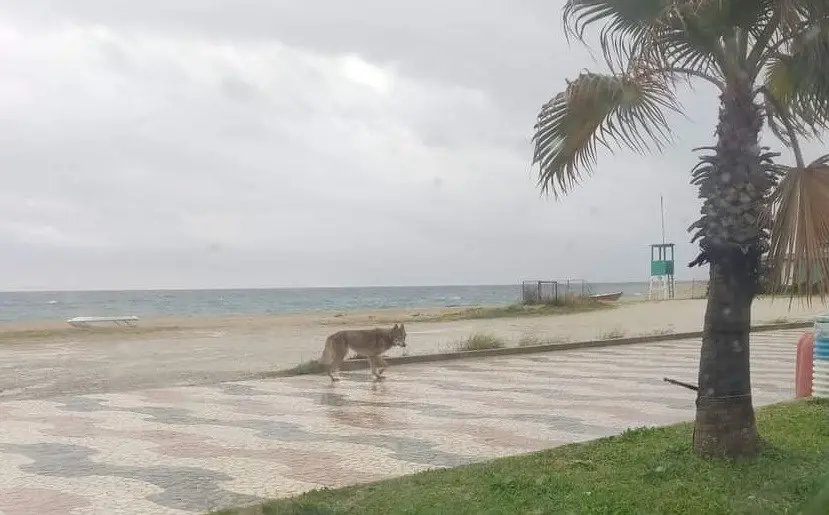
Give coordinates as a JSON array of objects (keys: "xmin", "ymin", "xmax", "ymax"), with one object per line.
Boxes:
[{"xmin": 318, "ymin": 336, "xmax": 335, "ymax": 365}]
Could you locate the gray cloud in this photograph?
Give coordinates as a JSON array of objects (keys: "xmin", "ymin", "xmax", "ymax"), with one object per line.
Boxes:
[{"xmin": 0, "ymin": 1, "xmax": 819, "ymax": 290}]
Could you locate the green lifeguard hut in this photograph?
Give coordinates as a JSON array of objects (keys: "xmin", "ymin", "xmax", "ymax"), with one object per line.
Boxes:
[{"xmin": 649, "ymin": 243, "xmax": 676, "ymax": 300}]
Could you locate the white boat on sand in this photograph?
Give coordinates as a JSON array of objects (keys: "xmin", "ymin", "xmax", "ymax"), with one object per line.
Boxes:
[{"xmin": 66, "ymin": 316, "xmax": 140, "ymax": 328}]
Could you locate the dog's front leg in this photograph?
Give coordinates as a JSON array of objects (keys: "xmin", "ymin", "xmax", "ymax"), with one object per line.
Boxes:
[
  {"xmin": 327, "ymin": 367, "xmax": 340, "ymax": 382},
  {"xmin": 375, "ymin": 356, "xmax": 387, "ymax": 376},
  {"xmin": 368, "ymin": 356, "xmax": 385, "ymax": 381}
]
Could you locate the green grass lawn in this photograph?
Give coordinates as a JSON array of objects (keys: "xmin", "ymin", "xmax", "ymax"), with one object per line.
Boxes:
[{"xmin": 212, "ymin": 399, "xmax": 829, "ymax": 515}]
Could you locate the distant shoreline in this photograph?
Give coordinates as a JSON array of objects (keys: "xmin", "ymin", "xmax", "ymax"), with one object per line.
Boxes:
[
  {"xmin": 0, "ymin": 303, "xmax": 592, "ymax": 335},
  {"xmin": 0, "ymin": 284, "xmax": 703, "ymax": 331},
  {"xmin": 0, "ymin": 280, "xmax": 710, "ymax": 326},
  {"xmin": 0, "ymin": 280, "xmax": 711, "ymax": 334},
  {"xmin": 0, "ymin": 279, "xmax": 708, "ymax": 294}
]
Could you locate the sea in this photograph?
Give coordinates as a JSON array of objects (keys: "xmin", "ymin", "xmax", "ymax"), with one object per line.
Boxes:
[{"xmin": 0, "ymin": 282, "xmax": 653, "ymax": 323}]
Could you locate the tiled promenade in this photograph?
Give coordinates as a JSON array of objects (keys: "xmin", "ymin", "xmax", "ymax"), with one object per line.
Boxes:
[{"xmin": 0, "ymin": 329, "xmax": 803, "ymax": 514}]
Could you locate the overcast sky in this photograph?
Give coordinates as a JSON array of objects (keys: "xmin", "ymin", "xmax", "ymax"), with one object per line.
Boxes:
[{"xmin": 0, "ymin": 1, "xmax": 822, "ymax": 290}]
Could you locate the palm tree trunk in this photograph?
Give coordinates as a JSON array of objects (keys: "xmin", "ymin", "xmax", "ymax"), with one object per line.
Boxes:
[
  {"xmin": 694, "ymin": 260, "xmax": 759, "ymax": 457},
  {"xmin": 691, "ymin": 80, "xmax": 770, "ymax": 458}
]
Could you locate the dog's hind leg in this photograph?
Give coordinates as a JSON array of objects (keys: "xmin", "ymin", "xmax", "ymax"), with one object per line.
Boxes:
[
  {"xmin": 320, "ymin": 337, "xmax": 339, "ymax": 382},
  {"xmin": 327, "ymin": 343, "xmax": 347, "ymax": 382},
  {"xmin": 326, "ymin": 364, "xmax": 339, "ymax": 382}
]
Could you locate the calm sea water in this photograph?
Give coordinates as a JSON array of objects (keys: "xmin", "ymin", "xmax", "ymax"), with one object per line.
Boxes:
[{"xmin": 0, "ymin": 282, "xmax": 651, "ymax": 323}]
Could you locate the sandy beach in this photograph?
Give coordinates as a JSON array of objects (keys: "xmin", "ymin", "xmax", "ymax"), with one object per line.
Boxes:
[{"xmin": 0, "ymin": 294, "xmax": 826, "ymax": 402}]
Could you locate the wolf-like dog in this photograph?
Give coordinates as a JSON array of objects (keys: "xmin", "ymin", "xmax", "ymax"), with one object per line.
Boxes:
[{"xmin": 318, "ymin": 323, "xmax": 407, "ymax": 381}]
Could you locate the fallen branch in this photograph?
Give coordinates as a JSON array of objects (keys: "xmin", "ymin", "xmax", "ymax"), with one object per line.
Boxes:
[{"xmin": 663, "ymin": 377, "xmax": 699, "ymax": 391}]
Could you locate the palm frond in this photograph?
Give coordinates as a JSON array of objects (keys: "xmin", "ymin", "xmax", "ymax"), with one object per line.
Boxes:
[
  {"xmin": 647, "ymin": 0, "xmax": 788, "ymax": 74},
  {"xmin": 649, "ymin": 5, "xmax": 725, "ymax": 73},
  {"xmin": 765, "ymin": 155, "xmax": 829, "ymax": 303},
  {"xmin": 764, "ymin": 17, "xmax": 829, "ymax": 137},
  {"xmin": 532, "ymin": 72, "xmax": 679, "ymax": 198},
  {"xmin": 760, "ymin": 85, "xmax": 815, "ymax": 155},
  {"xmin": 561, "ymin": 0, "xmax": 725, "ymax": 73},
  {"xmin": 562, "ymin": 0, "xmax": 670, "ymax": 67},
  {"xmin": 724, "ymin": 0, "xmax": 778, "ymax": 31},
  {"xmin": 792, "ymin": 0, "xmax": 829, "ymax": 20}
]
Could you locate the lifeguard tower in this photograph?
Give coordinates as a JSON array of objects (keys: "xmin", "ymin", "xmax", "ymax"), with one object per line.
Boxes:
[{"xmin": 649, "ymin": 243, "xmax": 676, "ymax": 300}]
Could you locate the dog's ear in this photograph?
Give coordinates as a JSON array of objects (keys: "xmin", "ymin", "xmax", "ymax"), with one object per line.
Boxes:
[
  {"xmin": 393, "ymin": 323, "xmax": 398, "ymax": 330},
  {"xmin": 400, "ymin": 323, "xmax": 405, "ymax": 330}
]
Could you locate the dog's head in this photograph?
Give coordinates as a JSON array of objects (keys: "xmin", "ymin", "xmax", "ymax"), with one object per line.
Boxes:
[{"xmin": 390, "ymin": 323, "xmax": 407, "ymax": 347}]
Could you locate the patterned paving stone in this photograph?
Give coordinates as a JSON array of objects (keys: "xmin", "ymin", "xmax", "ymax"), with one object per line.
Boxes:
[{"xmin": 0, "ymin": 329, "xmax": 805, "ymax": 514}]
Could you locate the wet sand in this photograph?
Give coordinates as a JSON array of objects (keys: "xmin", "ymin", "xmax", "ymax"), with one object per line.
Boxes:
[{"xmin": 0, "ymin": 295, "xmax": 825, "ymax": 401}]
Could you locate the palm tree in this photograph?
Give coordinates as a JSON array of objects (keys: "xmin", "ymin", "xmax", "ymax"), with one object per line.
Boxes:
[{"xmin": 532, "ymin": 0, "xmax": 829, "ymax": 458}]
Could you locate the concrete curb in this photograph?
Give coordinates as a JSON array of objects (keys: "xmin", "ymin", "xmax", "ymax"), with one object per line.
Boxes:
[{"xmin": 260, "ymin": 321, "xmax": 812, "ymax": 379}]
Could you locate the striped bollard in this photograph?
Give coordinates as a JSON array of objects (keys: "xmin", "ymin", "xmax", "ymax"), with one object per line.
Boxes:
[{"xmin": 814, "ymin": 315, "xmax": 829, "ymax": 398}]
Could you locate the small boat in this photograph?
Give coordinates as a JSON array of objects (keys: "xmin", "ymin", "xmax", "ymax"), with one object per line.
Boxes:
[
  {"xmin": 66, "ymin": 316, "xmax": 140, "ymax": 328},
  {"xmin": 589, "ymin": 292, "xmax": 623, "ymax": 302}
]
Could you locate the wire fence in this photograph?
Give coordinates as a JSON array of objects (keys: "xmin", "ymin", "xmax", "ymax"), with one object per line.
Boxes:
[{"xmin": 520, "ymin": 280, "xmax": 593, "ymax": 304}]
